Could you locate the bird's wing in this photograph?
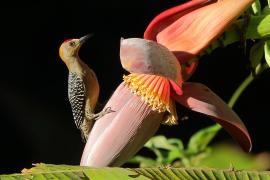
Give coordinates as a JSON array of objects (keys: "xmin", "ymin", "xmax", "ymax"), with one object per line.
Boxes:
[{"xmin": 68, "ymin": 72, "xmax": 86, "ymax": 128}]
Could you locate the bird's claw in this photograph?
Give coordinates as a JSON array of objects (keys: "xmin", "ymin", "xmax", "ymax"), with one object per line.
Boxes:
[
  {"xmin": 94, "ymin": 107, "xmax": 115, "ymax": 120},
  {"xmin": 104, "ymin": 107, "xmax": 116, "ymax": 114},
  {"xmin": 87, "ymin": 107, "xmax": 115, "ymax": 121}
]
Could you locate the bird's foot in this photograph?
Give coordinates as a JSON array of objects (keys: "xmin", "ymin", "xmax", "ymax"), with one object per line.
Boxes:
[
  {"xmin": 88, "ymin": 107, "xmax": 115, "ymax": 121},
  {"xmin": 94, "ymin": 107, "xmax": 115, "ymax": 120}
]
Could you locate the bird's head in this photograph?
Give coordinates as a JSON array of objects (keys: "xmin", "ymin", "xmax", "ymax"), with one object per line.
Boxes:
[{"xmin": 59, "ymin": 34, "xmax": 92, "ymax": 64}]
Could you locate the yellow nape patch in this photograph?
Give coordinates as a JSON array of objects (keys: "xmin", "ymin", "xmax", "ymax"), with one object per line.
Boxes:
[{"xmin": 123, "ymin": 73, "xmax": 178, "ymax": 125}]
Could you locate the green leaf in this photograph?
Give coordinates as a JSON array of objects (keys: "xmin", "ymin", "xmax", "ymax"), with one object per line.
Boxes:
[
  {"xmin": 262, "ymin": 6, "xmax": 270, "ymax": 15},
  {"xmin": 187, "ymin": 124, "xmax": 221, "ymax": 154},
  {"xmin": 2, "ymin": 163, "xmax": 270, "ymax": 180},
  {"xmin": 130, "ymin": 136, "xmax": 186, "ymax": 166},
  {"xmin": 128, "ymin": 156, "xmax": 159, "ymax": 168},
  {"xmin": 268, "ymin": 0, "xmax": 270, "ymax": 8},
  {"xmin": 251, "ymin": 0, "xmax": 261, "ymax": 15},
  {"xmin": 241, "ymin": 15, "xmax": 270, "ymax": 39},
  {"xmin": 264, "ymin": 40, "xmax": 270, "ymax": 67},
  {"xmin": 144, "ymin": 135, "xmax": 181, "ymax": 151},
  {"xmin": 249, "ymin": 40, "xmax": 265, "ymax": 69},
  {"xmin": 198, "ymin": 143, "xmax": 270, "ymax": 170},
  {"xmin": 143, "ymin": 136, "xmax": 185, "ymax": 164},
  {"xmin": 190, "ymin": 148, "xmax": 211, "ymax": 166},
  {"xmin": 167, "ymin": 149, "xmax": 185, "ymax": 164},
  {"xmin": 17, "ymin": 164, "xmax": 151, "ymax": 180},
  {"xmin": 167, "ymin": 138, "xmax": 184, "ymax": 150},
  {"xmin": 83, "ymin": 168, "xmax": 150, "ymax": 180}
]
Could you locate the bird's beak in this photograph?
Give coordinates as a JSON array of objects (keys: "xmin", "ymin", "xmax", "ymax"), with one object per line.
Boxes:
[{"xmin": 79, "ymin": 34, "xmax": 93, "ymax": 45}]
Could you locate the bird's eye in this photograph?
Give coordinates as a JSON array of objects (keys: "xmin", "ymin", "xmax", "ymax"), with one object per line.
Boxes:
[{"xmin": 69, "ymin": 41, "xmax": 76, "ymax": 47}]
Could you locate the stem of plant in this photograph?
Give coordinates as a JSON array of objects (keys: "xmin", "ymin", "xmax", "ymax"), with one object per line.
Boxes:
[
  {"xmin": 227, "ymin": 73, "xmax": 254, "ymax": 108},
  {"xmin": 228, "ymin": 63, "xmax": 268, "ymax": 108},
  {"xmin": 214, "ymin": 63, "xmax": 269, "ymax": 132}
]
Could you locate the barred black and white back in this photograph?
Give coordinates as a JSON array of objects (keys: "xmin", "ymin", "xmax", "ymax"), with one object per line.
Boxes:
[{"xmin": 68, "ymin": 72, "xmax": 86, "ymax": 129}]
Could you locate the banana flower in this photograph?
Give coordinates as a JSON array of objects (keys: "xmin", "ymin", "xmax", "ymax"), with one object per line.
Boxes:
[{"xmin": 81, "ymin": 0, "xmax": 253, "ymax": 167}]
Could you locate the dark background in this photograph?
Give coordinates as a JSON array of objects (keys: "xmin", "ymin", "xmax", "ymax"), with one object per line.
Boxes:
[{"xmin": 0, "ymin": 0, "xmax": 269, "ymax": 174}]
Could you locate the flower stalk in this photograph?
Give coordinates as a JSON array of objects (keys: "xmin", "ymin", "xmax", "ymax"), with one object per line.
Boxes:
[{"xmin": 228, "ymin": 63, "xmax": 269, "ymax": 108}]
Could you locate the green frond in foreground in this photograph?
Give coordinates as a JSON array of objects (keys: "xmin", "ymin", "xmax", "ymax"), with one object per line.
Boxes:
[{"xmin": 1, "ymin": 163, "xmax": 270, "ymax": 180}]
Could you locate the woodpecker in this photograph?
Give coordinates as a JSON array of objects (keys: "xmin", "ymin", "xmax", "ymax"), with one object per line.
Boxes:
[{"xmin": 59, "ymin": 34, "xmax": 112, "ymax": 141}]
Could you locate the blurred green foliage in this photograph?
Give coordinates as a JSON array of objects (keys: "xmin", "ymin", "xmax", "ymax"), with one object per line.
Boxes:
[{"xmin": 129, "ymin": 133, "xmax": 270, "ymax": 170}]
